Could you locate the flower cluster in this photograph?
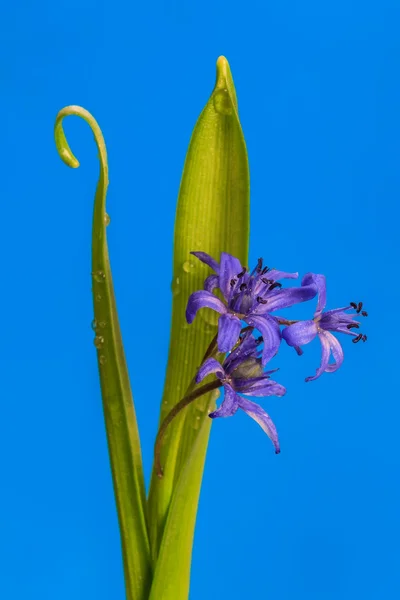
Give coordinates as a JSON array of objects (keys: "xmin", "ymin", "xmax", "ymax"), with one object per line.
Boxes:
[{"xmin": 186, "ymin": 251, "xmax": 367, "ymax": 452}]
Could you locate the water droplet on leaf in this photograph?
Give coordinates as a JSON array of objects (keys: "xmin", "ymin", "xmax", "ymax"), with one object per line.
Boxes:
[
  {"xmin": 171, "ymin": 276, "xmax": 180, "ymax": 296},
  {"xmin": 98, "ymin": 321, "xmax": 107, "ymax": 329},
  {"xmin": 213, "ymin": 88, "xmax": 233, "ymax": 116},
  {"xmin": 104, "ymin": 213, "xmax": 111, "ymax": 226},
  {"xmin": 95, "ymin": 294, "xmax": 102, "ymax": 302},
  {"xmin": 94, "ymin": 335, "xmax": 104, "ymax": 349},
  {"xmin": 182, "ymin": 261, "xmax": 195, "ymax": 274},
  {"xmin": 92, "ymin": 270, "xmax": 105, "ymax": 283},
  {"xmin": 99, "ymin": 355, "xmax": 107, "ymax": 365},
  {"xmin": 91, "ymin": 319, "xmax": 97, "ymax": 330}
]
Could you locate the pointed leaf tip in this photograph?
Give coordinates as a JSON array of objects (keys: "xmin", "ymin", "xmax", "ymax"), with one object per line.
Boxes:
[{"xmin": 215, "ymin": 56, "xmax": 238, "ymax": 111}]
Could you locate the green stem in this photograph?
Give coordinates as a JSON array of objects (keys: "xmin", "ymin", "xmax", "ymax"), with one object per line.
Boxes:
[
  {"xmin": 275, "ymin": 317, "xmax": 298, "ymax": 326},
  {"xmin": 154, "ymin": 379, "xmax": 222, "ymax": 478},
  {"xmin": 54, "ymin": 106, "xmax": 152, "ymax": 600}
]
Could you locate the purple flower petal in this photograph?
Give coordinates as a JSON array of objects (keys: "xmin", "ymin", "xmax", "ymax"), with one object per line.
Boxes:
[
  {"xmin": 302, "ymin": 273, "xmax": 326, "ymax": 317},
  {"xmin": 217, "ymin": 313, "xmax": 242, "ymax": 353},
  {"xmin": 253, "ymin": 282, "xmax": 318, "ymax": 314},
  {"xmin": 236, "ymin": 396, "xmax": 280, "ymax": 453},
  {"xmin": 185, "ymin": 290, "xmax": 227, "ymax": 324},
  {"xmin": 282, "ymin": 320, "xmax": 318, "ymax": 347},
  {"xmin": 191, "ymin": 251, "xmax": 220, "ymax": 273},
  {"xmin": 204, "ymin": 274, "xmax": 219, "ymax": 293},
  {"xmin": 224, "ymin": 331, "xmax": 259, "ymax": 373},
  {"xmin": 305, "ymin": 331, "xmax": 331, "ymax": 382},
  {"xmin": 209, "ymin": 384, "xmax": 239, "ymax": 418},
  {"xmin": 245, "ymin": 314, "xmax": 281, "ymax": 365},
  {"xmin": 219, "ymin": 252, "xmax": 244, "ymax": 300},
  {"xmin": 320, "ymin": 309, "xmax": 359, "ymax": 333},
  {"xmin": 239, "ymin": 377, "xmax": 286, "ymax": 397},
  {"xmin": 324, "ymin": 331, "xmax": 344, "ymax": 373},
  {"xmin": 267, "ymin": 269, "xmax": 298, "ymax": 281},
  {"xmin": 196, "ymin": 358, "xmax": 225, "ymax": 383}
]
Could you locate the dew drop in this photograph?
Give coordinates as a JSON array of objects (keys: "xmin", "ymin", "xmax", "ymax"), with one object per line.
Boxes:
[
  {"xmin": 95, "ymin": 294, "xmax": 102, "ymax": 302},
  {"xmin": 94, "ymin": 335, "xmax": 104, "ymax": 349},
  {"xmin": 99, "ymin": 355, "xmax": 107, "ymax": 365},
  {"xmin": 91, "ymin": 319, "xmax": 97, "ymax": 331},
  {"xmin": 182, "ymin": 261, "xmax": 195, "ymax": 274},
  {"xmin": 213, "ymin": 88, "xmax": 233, "ymax": 116},
  {"xmin": 104, "ymin": 213, "xmax": 111, "ymax": 226},
  {"xmin": 98, "ymin": 321, "xmax": 107, "ymax": 329},
  {"xmin": 171, "ymin": 276, "xmax": 181, "ymax": 297},
  {"xmin": 92, "ymin": 270, "xmax": 106, "ymax": 283}
]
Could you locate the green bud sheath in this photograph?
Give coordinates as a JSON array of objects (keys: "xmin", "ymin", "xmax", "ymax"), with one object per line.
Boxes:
[{"xmin": 148, "ymin": 57, "xmax": 250, "ymax": 599}]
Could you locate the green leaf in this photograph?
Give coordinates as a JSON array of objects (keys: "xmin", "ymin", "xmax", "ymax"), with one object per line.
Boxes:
[
  {"xmin": 149, "ymin": 399, "xmax": 216, "ymax": 600},
  {"xmin": 147, "ymin": 56, "xmax": 250, "ymax": 597},
  {"xmin": 54, "ymin": 107, "xmax": 152, "ymax": 600}
]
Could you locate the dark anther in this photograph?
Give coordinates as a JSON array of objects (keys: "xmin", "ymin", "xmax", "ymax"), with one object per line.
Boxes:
[
  {"xmin": 356, "ymin": 302, "xmax": 363, "ymax": 313},
  {"xmin": 261, "ymin": 277, "xmax": 269, "ymax": 284},
  {"xmin": 230, "ymin": 278, "xmax": 237, "ymax": 288},
  {"xmin": 352, "ymin": 334, "xmax": 363, "ymax": 344},
  {"xmin": 269, "ymin": 282, "xmax": 282, "ymax": 290},
  {"xmin": 361, "ymin": 310, "xmax": 368, "ymax": 317},
  {"xmin": 256, "ymin": 258, "xmax": 263, "ymax": 273},
  {"xmin": 347, "ymin": 323, "xmax": 360, "ymax": 330},
  {"xmin": 257, "ymin": 336, "xmax": 263, "ymax": 343},
  {"xmin": 362, "ymin": 334, "xmax": 367, "ymax": 342},
  {"xmin": 237, "ymin": 267, "xmax": 247, "ymax": 278},
  {"xmin": 350, "ymin": 302, "xmax": 357, "ymax": 309},
  {"xmin": 239, "ymin": 283, "xmax": 247, "ymax": 291},
  {"xmin": 261, "ymin": 266, "xmax": 270, "ymax": 275},
  {"xmin": 257, "ymin": 296, "xmax": 268, "ymax": 304}
]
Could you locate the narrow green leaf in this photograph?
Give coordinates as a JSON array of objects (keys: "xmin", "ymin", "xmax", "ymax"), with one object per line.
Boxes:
[
  {"xmin": 147, "ymin": 56, "xmax": 250, "ymax": 596},
  {"xmin": 54, "ymin": 107, "xmax": 152, "ymax": 600},
  {"xmin": 148, "ymin": 397, "xmax": 216, "ymax": 600}
]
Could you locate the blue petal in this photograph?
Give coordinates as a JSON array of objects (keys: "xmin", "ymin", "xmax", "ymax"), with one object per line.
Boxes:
[
  {"xmin": 196, "ymin": 358, "xmax": 225, "ymax": 383},
  {"xmin": 245, "ymin": 314, "xmax": 281, "ymax": 365},
  {"xmin": 204, "ymin": 274, "xmax": 219, "ymax": 293},
  {"xmin": 267, "ymin": 269, "xmax": 298, "ymax": 281},
  {"xmin": 305, "ymin": 332, "xmax": 331, "ymax": 381},
  {"xmin": 219, "ymin": 252, "xmax": 244, "ymax": 301},
  {"xmin": 224, "ymin": 331, "xmax": 259, "ymax": 373},
  {"xmin": 282, "ymin": 320, "xmax": 318, "ymax": 347},
  {"xmin": 320, "ymin": 309, "xmax": 359, "ymax": 333},
  {"xmin": 238, "ymin": 377, "xmax": 286, "ymax": 397},
  {"xmin": 324, "ymin": 331, "xmax": 344, "ymax": 373},
  {"xmin": 209, "ymin": 384, "xmax": 239, "ymax": 418},
  {"xmin": 217, "ymin": 313, "xmax": 242, "ymax": 353},
  {"xmin": 302, "ymin": 273, "xmax": 327, "ymax": 317},
  {"xmin": 253, "ymin": 282, "xmax": 318, "ymax": 314},
  {"xmin": 185, "ymin": 290, "xmax": 227, "ymax": 324},
  {"xmin": 236, "ymin": 396, "xmax": 280, "ymax": 453},
  {"xmin": 191, "ymin": 251, "xmax": 220, "ymax": 273}
]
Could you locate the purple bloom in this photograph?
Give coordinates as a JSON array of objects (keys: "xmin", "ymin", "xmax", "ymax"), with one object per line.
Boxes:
[
  {"xmin": 186, "ymin": 252, "xmax": 318, "ymax": 364},
  {"xmin": 282, "ymin": 273, "xmax": 367, "ymax": 381},
  {"xmin": 196, "ymin": 332, "xmax": 285, "ymax": 453}
]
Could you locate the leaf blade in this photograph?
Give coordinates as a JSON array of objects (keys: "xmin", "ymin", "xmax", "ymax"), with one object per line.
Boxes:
[
  {"xmin": 54, "ymin": 106, "xmax": 152, "ymax": 600},
  {"xmin": 147, "ymin": 56, "xmax": 250, "ymax": 597}
]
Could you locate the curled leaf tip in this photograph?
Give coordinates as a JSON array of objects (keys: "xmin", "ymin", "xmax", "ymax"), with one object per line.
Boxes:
[{"xmin": 54, "ymin": 105, "xmax": 107, "ymax": 177}]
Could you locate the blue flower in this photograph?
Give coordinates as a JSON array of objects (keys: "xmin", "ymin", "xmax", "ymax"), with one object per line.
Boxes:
[
  {"xmin": 196, "ymin": 332, "xmax": 285, "ymax": 453},
  {"xmin": 282, "ymin": 273, "xmax": 367, "ymax": 381},
  {"xmin": 186, "ymin": 252, "xmax": 318, "ymax": 364}
]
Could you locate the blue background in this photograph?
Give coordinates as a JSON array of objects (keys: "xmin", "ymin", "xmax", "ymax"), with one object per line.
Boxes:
[{"xmin": 1, "ymin": 1, "xmax": 398, "ymax": 598}]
